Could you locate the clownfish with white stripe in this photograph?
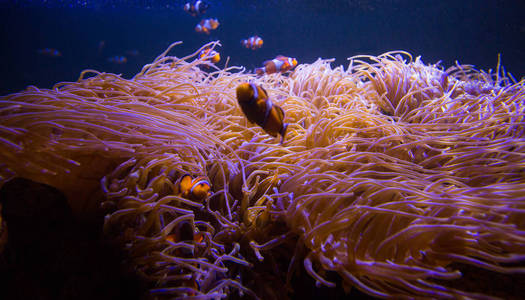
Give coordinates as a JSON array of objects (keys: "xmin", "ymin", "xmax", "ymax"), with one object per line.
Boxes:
[
  {"xmin": 195, "ymin": 18, "xmax": 219, "ymax": 35},
  {"xmin": 236, "ymin": 83, "xmax": 288, "ymax": 143},
  {"xmin": 255, "ymin": 55, "xmax": 297, "ymax": 76},
  {"xmin": 199, "ymin": 47, "xmax": 220, "ymax": 64},
  {"xmin": 241, "ymin": 36, "xmax": 263, "ymax": 50},
  {"xmin": 184, "ymin": 0, "xmax": 209, "ymax": 17},
  {"xmin": 165, "ymin": 219, "xmax": 205, "ymax": 259},
  {"xmin": 179, "ymin": 174, "xmax": 211, "ymax": 202}
]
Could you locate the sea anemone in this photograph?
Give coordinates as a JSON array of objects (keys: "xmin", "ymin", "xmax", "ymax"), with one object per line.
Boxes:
[{"xmin": 1, "ymin": 41, "xmax": 524, "ymax": 299}]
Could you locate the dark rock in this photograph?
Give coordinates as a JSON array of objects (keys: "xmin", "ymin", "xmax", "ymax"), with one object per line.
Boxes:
[{"xmin": 0, "ymin": 177, "xmax": 148, "ymax": 300}]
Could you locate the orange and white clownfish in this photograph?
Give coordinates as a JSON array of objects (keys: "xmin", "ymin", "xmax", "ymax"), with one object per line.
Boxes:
[
  {"xmin": 195, "ymin": 18, "xmax": 219, "ymax": 35},
  {"xmin": 179, "ymin": 174, "xmax": 211, "ymax": 201},
  {"xmin": 241, "ymin": 36, "xmax": 263, "ymax": 50},
  {"xmin": 255, "ymin": 55, "xmax": 297, "ymax": 76},
  {"xmin": 199, "ymin": 48, "xmax": 220, "ymax": 64},
  {"xmin": 165, "ymin": 219, "xmax": 205, "ymax": 259},
  {"xmin": 37, "ymin": 48, "xmax": 62, "ymax": 57},
  {"xmin": 165, "ymin": 219, "xmax": 204, "ymax": 244},
  {"xmin": 236, "ymin": 83, "xmax": 288, "ymax": 143},
  {"xmin": 184, "ymin": 0, "xmax": 209, "ymax": 17}
]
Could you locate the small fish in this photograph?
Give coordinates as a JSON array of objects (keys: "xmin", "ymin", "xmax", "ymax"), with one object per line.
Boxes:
[
  {"xmin": 199, "ymin": 47, "xmax": 220, "ymax": 64},
  {"xmin": 179, "ymin": 174, "xmax": 211, "ymax": 201},
  {"xmin": 107, "ymin": 56, "xmax": 127, "ymax": 64},
  {"xmin": 166, "ymin": 229, "xmax": 204, "ymax": 244},
  {"xmin": 165, "ymin": 219, "xmax": 205, "ymax": 259},
  {"xmin": 236, "ymin": 83, "xmax": 288, "ymax": 143},
  {"xmin": 256, "ymin": 55, "xmax": 297, "ymax": 76},
  {"xmin": 241, "ymin": 35, "xmax": 263, "ymax": 50},
  {"xmin": 195, "ymin": 18, "xmax": 219, "ymax": 35},
  {"xmin": 125, "ymin": 49, "xmax": 139, "ymax": 56},
  {"xmin": 37, "ymin": 48, "xmax": 61, "ymax": 57},
  {"xmin": 166, "ymin": 220, "xmax": 194, "ymax": 244},
  {"xmin": 97, "ymin": 40, "xmax": 105, "ymax": 54},
  {"xmin": 184, "ymin": 0, "xmax": 209, "ymax": 17}
]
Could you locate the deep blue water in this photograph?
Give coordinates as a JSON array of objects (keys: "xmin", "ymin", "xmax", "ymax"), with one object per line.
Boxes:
[{"xmin": 1, "ymin": 0, "xmax": 524, "ymax": 95}]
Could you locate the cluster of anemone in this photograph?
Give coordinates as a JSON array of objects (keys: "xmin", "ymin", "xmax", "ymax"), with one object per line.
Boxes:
[{"xmin": 1, "ymin": 41, "xmax": 524, "ymax": 299}]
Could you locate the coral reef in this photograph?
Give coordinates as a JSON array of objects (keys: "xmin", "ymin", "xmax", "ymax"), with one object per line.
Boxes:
[{"xmin": 1, "ymin": 41, "xmax": 524, "ymax": 299}]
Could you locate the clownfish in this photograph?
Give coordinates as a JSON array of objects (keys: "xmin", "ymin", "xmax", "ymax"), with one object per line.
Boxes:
[
  {"xmin": 241, "ymin": 36, "xmax": 263, "ymax": 50},
  {"xmin": 255, "ymin": 55, "xmax": 297, "ymax": 76},
  {"xmin": 179, "ymin": 174, "xmax": 211, "ymax": 202},
  {"xmin": 165, "ymin": 219, "xmax": 204, "ymax": 244},
  {"xmin": 195, "ymin": 18, "xmax": 219, "ymax": 35},
  {"xmin": 107, "ymin": 56, "xmax": 127, "ymax": 64},
  {"xmin": 184, "ymin": 0, "xmax": 209, "ymax": 17},
  {"xmin": 199, "ymin": 48, "xmax": 220, "ymax": 64},
  {"xmin": 37, "ymin": 48, "xmax": 61, "ymax": 57},
  {"xmin": 236, "ymin": 83, "xmax": 288, "ymax": 143},
  {"xmin": 166, "ymin": 231, "xmax": 204, "ymax": 244},
  {"xmin": 165, "ymin": 219, "xmax": 205, "ymax": 259}
]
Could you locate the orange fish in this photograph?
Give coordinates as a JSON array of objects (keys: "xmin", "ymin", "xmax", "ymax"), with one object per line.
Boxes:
[
  {"xmin": 165, "ymin": 220, "xmax": 205, "ymax": 258},
  {"xmin": 166, "ymin": 220, "xmax": 195, "ymax": 244},
  {"xmin": 195, "ymin": 18, "xmax": 219, "ymax": 35},
  {"xmin": 184, "ymin": 0, "xmax": 209, "ymax": 17},
  {"xmin": 236, "ymin": 83, "xmax": 288, "ymax": 143},
  {"xmin": 199, "ymin": 48, "xmax": 220, "ymax": 64},
  {"xmin": 179, "ymin": 174, "xmax": 211, "ymax": 201},
  {"xmin": 241, "ymin": 36, "xmax": 263, "ymax": 50},
  {"xmin": 166, "ymin": 231, "xmax": 204, "ymax": 244},
  {"xmin": 255, "ymin": 55, "xmax": 297, "ymax": 76}
]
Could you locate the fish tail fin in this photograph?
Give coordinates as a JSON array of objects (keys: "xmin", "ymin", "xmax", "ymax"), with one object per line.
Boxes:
[
  {"xmin": 279, "ymin": 123, "xmax": 289, "ymax": 144},
  {"xmin": 255, "ymin": 67, "xmax": 265, "ymax": 76}
]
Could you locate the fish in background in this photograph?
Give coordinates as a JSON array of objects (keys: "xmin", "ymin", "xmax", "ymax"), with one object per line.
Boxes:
[
  {"xmin": 107, "ymin": 56, "xmax": 127, "ymax": 64},
  {"xmin": 236, "ymin": 83, "xmax": 289, "ymax": 143},
  {"xmin": 255, "ymin": 55, "xmax": 298, "ymax": 76},
  {"xmin": 184, "ymin": 0, "xmax": 209, "ymax": 17},
  {"xmin": 195, "ymin": 18, "xmax": 219, "ymax": 35},
  {"xmin": 125, "ymin": 49, "xmax": 140, "ymax": 56},
  {"xmin": 37, "ymin": 48, "xmax": 62, "ymax": 57},
  {"xmin": 199, "ymin": 47, "xmax": 220, "ymax": 64},
  {"xmin": 97, "ymin": 40, "xmax": 105, "ymax": 54},
  {"xmin": 241, "ymin": 36, "xmax": 263, "ymax": 50}
]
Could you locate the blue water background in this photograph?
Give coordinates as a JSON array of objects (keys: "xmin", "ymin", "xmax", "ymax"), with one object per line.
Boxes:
[{"xmin": 1, "ymin": 0, "xmax": 524, "ymax": 95}]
